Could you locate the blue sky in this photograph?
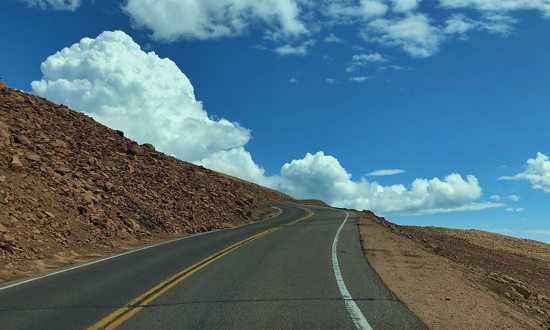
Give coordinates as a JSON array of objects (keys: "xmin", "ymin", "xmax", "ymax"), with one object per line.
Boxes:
[{"xmin": 2, "ymin": 0, "xmax": 550, "ymax": 242}]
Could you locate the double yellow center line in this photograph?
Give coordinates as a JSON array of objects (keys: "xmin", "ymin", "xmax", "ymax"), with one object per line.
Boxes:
[{"xmin": 88, "ymin": 207, "xmax": 314, "ymax": 330}]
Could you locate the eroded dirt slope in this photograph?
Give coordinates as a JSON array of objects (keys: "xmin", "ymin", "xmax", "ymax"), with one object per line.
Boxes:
[{"xmin": 0, "ymin": 80, "xmax": 292, "ymax": 282}]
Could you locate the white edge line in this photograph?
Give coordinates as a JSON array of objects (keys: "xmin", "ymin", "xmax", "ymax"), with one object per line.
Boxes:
[
  {"xmin": 332, "ymin": 211, "xmax": 373, "ymax": 330},
  {"xmin": 0, "ymin": 205, "xmax": 284, "ymax": 292}
]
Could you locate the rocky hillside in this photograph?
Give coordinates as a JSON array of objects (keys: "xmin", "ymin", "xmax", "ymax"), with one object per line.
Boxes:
[{"xmin": 0, "ymin": 79, "xmax": 292, "ymax": 281}]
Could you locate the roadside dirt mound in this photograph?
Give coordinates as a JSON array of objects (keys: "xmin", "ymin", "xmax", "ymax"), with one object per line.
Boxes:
[
  {"xmin": 424, "ymin": 227, "xmax": 550, "ymax": 262},
  {"xmin": 360, "ymin": 210, "xmax": 550, "ymax": 329},
  {"xmin": 294, "ymin": 199, "xmax": 331, "ymax": 207},
  {"xmin": 0, "ymin": 80, "xmax": 292, "ymax": 282}
]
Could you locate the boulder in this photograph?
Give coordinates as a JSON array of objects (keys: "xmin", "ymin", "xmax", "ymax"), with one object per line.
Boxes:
[
  {"xmin": 52, "ymin": 139, "xmax": 68, "ymax": 148},
  {"xmin": 14, "ymin": 135, "xmax": 30, "ymax": 145},
  {"xmin": 142, "ymin": 143, "xmax": 155, "ymax": 152},
  {"xmin": 104, "ymin": 182, "xmax": 114, "ymax": 191},
  {"xmin": 11, "ymin": 155, "xmax": 23, "ymax": 171},
  {"xmin": 128, "ymin": 144, "xmax": 144, "ymax": 156},
  {"xmin": 0, "ymin": 127, "xmax": 9, "ymax": 139},
  {"xmin": 1, "ymin": 233, "xmax": 15, "ymax": 244},
  {"xmin": 25, "ymin": 152, "xmax": 41, "ymax": 162},
  {"xmin": 0, "ymin": 242, "xmax": 13, "ymax": 252},
  {"xmin": 511, "ymin": 283, "xmax": 531, "ymax": 300}
]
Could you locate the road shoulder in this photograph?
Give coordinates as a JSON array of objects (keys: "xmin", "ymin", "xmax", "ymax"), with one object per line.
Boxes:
[{"xmin": 358, "ymin": 213, "xmax": 542, "ymax": 330}]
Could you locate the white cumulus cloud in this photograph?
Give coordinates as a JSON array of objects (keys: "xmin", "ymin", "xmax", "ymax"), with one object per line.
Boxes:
[
  {"xmin": 324, "ymin": 33, "xmax": 344, "ymax": 43},
  {"xmin": 31, "ymin": 30, "xmax": 251, "ymax": 162},
  {"xmin": 364, "ymin": 14, "xmax": 443, "ymax": 58},
  {"xmin": 18, "ymin": 0, "xmax": 80, "ymax": 10},
  {"xmin": 346, "ymin": 52, "xmax": 388, "ymax": 72},
  {"xmin": 360, "ymin": 12, "xmax": 518, "ymax": 57},
  {"xmin": 123, "ymin": 0, "xmax": 307, "ymax": 41},
  {"xmin": 443, "ymin": 14, "xmax": 477, "ymax": 36},
  {"xmin": 390, "ymin": 0, "xmax": 422, "ymax": 13},
  {"xmin": 507, "ymin": 194, "xmax": 520, "ymax": 201},
  {"xmin": 490, "ymin": 194, "xmax": 520, "ymax": 201},
  {"xmin": 443, "ymin": 13, "xmax": 518, "ymax": 37},
  {"xmin": 274, "ymin": 40, "xmax": 316, "ymax": 56},
  {"xmin": 277, "ymin": 151, "xmax": 499, "ymax": 215},
  {"xmin": 500, "ymin": 152, "xmax": 550, "ymax": 193}
]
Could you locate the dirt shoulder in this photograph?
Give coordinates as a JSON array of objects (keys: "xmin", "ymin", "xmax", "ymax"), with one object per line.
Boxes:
[{"xmin": 358, "ymin": 211, "xmax": 549, "ymax": 329}]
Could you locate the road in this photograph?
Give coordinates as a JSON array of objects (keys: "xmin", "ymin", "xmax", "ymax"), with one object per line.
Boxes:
[{"xmin": 0, "ymin": 202, "xmax": 426, "ymax": 329}]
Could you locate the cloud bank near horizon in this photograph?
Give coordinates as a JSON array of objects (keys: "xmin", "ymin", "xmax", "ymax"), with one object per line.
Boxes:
[{"xmin": 31, "ymin": 30, "xmax": 501, "ymax": 215}]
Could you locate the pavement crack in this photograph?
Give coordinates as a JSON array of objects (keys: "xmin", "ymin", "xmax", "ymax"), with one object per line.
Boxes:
[{"xmin": 0, "ymin": 297, "xmax": 398, "ymax": 312}]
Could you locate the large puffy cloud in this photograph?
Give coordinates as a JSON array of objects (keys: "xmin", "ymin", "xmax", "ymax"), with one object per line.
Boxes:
[
  {"xmin": 18, "ymin": 0, "xmax": 80, "ymax": 10},
  {"xmin": 123, "ymin": 0, "xmax": 307, "ymax": 41},
  {"xmin": 277, "ymin": 152, "xmax": 499, "ymax": 215},
  {"xmin": 31, "ymin": 30, "xmax": 250, "ymax": 162},
  {"xmin": 500, "ymin": 152, "xmax": 550, "ymax": 193}
]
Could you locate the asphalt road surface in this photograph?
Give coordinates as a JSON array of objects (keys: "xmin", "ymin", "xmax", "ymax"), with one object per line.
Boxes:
[{"xmin": 0, "ymin": 202, "xmax": 426, "ymax": 329}]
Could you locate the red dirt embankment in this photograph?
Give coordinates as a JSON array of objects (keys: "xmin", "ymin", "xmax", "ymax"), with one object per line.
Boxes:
[{"xmin": 0, "ymin": 79, "xmax": 292, "ymax": 282}]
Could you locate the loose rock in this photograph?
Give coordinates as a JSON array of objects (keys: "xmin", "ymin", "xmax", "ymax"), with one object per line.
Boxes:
[{"xmin": 11, "ymin": 155, "xmax": 23, "ymax": 171}]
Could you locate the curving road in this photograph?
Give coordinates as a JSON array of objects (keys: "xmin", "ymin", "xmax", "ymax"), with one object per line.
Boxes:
[{"xmin": 0, "ymin": 202, "xmax": 426, "ymax": 329}]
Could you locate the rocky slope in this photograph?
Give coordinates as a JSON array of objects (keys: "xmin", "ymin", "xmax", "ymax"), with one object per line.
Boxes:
[{"xmin": 0, "ymin": 79, "xmax": 292, "ymax": 281}]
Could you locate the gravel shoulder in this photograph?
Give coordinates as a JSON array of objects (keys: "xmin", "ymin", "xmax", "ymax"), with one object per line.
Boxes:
[{"xmin": 358, "ymin": 211, "xmax": 549, "ymax": 329}]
